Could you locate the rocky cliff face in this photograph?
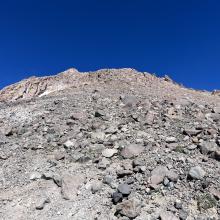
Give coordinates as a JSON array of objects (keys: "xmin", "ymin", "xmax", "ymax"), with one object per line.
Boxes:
[
  {"xmin": 0, "ymin": 68, "xmax": 220, "ymax": 220},
  {"xmin": 0, "ymin": 68, "xmax": 81, "ymax": 101}
]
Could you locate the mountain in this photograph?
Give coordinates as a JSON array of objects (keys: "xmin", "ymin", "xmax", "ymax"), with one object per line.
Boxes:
[{"xmin": 0, "ymin": 68, "xmax": 220, "ymax": 220}]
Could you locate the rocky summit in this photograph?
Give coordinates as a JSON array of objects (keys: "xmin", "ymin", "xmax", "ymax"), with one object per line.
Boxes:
[{"xmin": 1, "ymin": 68, "xmax": 220, "ymax": 220}]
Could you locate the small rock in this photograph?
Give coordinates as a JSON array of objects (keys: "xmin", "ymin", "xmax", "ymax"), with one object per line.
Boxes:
[
  {"xmin": 120, "ymin": 95, "xmax": 138, "ymax": 108},
  {"xmin": 53, "ymin": 174, "xmax": 62, "ymax": 187},
  {"xmin": 145, "ymin": 111, "xmax": 155, "ymax": 125},
  {"xmin": 150, "ymin": 166, "xmax": 168, "ymax": 185},
  {"xmin": 166, "ymin": 170, "xmax": 179, "ymax": 182},
  {"xmin": 63, "ymin": 140, "xmax": 75, "ymax": 148},
  {"xmin": 42, "ymin": 172, "xmax": 54, "ymax": 180},
  {"xmin": 179, "ymin": 210, "xmax": 188, "ymax": 220},
  {"xmin": 0, "ymin": 153, "xmax": 9, "ymax": 160},
  {"xmin": 166, "ymin": 137, "xmax": 177, "ymax": 143},
  {"xmin": 139, "ymin": 166, "xmax": 146, "ymax": 172},
  {"xmin": 168, "ymin": 181, "xmax": 174, "ymax": 189},
  {"xmin": 197, "ymin": 193, "xmax": 217, "ymax": 210},
  {"xmin": 174, "ymin": 199, "xmax": 183, "ymax": 209},
  {"xmin": 61, "ymin": 174, "xmax": 85, "ymax": 200},
  {"xmin": 116, "ymin": 198, "xmax": 141, "ymax": 218},
  {"xmin": 187, "ymin": 144, "xmax": 197, "ymax": 150},
  {"xmin": 209, "ymin": 188, "xmax": 220, "ymax": 200},
  {"xmin": 213, "ymin": 107, "xmax": 220, "ymax": 114},
  {"xmin": 54, "ymin": 150, "xmax": 65, "ymax": 161},
  {"xmin": 112, "ymin": 192, "xmax": 123, "ymax": 204},
  {"xmin": 188, "ymin": 166, "xmax": 205, "ymax": 180},
  {"xmin": 98, "ymin": 157, "xmax": 110, "ymax": 169},
  {"xmin": 117, "ymin": 169, "xmax": 133, "ymax": 178},
  {"xmin": 121, "ymin": 144, "xmax": 144, "ymax": 159},
  {"xmin": 132, "ymin": 158, "xmax": 144, "ymax": 167},
  {"xmin": 160, "ymin": 211, "xmax": 179, "ymax": 220},
  {"xmin": 199, "ymin": 141, "xmax": 217, "ymax": 155},
  {"xmin": 30, "ymin": 172, "xmax": 42, "ymax": 180},
  {"xmin": 103, "ymin": 175, "xmax": 113, "ymax": 185},
  {"xmin": 105, "ymin": 126, "xmax": 118, "ymax": 134},
  {"xmin": 91, "ymin": 181, "xmax": 102, "ymax": 193},
  {"xmin": 102, "ymin": 148, "xmax": 118, "ymax": 158},
  {"xmin": 94, "ymin": 110, "xmax": 105, "ymax": 117},
  {"xmin": 35, "ymin": 197, "xmax": 50, "ymax": 210},
  {"xmin": 2, "ymin": 126, "xmax": 13, "ymax": 136},
  {"xmin": 70, "ymin": 112, "xmax": 84, "ymax": 120},
  {"xmin": 213, "ymin": 150, "xmax": 220, "ymax": 161},
  {"xmin": 117, "ymin": 183, "xmax": 131, "ymax": 195},
  {"xmin": 163, "ymin": 177, "xmax": 169, "ymax": 186},
  {"xmin": 91, "ymin": 132, "xmax": 105, "ymax": 142},
  {"xmin": 206, "ymin": 113, "xmax": 220, "ymax": 122},
  {"xmin": 183, "ymin": 128, "xmax": 202, "ymax": 136}
]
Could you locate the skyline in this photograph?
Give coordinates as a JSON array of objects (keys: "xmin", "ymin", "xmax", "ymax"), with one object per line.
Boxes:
[{"xmin": 0, "ymin": 0, "xmax": 220, "ymax": 91}]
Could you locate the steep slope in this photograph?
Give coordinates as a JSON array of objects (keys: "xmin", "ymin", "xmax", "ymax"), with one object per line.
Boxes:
[{"xmin": 0, "ymin": 68, "xmax": 220, "ymax": 220}]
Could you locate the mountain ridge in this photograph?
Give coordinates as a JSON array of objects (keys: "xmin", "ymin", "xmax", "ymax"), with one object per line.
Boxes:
[{"xmin": 0, "ymin": 68, "xmax": 219, "ymax": 103}]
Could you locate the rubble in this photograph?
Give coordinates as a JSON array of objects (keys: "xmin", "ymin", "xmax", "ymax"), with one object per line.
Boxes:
[{"xmin": 0, "ymin": 68, "xmax": 220, "ymax": 219}]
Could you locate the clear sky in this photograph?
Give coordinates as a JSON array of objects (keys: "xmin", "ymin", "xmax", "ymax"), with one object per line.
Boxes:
[{"xmin": 0, "ymin": 0, "xmax": 220, "ymax": 91}]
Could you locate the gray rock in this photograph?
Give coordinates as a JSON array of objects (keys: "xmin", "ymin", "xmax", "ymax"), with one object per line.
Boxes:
[
  {"xmin": 132, "ymin": 158, "xmax": 144, "ymax": 167},
  {"xmin": 117, "ymin": 169, "xmax": 133, "ymax": 177},
  {"xmin": 91, "ymin": 181, "xmax": 102, "ymax": 193},
  {"xmin": 121, "ymin": 144, "xmax": 144, "ymax": 159},
  {"xmin": 188, "ymin": 166, "xmax": 206, "ymax": 180},
  {"xmin": 187, "ymin": 144, "xmax": 197, "ymax": 150},
  {"xmin": 53, "ymin": 173, "xmax": 62, "ymax": 187},
  {"xmin": 179, "ymin": 210, "xmax": 188, "ymax": 220},
  {"xmin": 1, "ymin": 126, "xmax": 13, "ymax": 136},
  {"xmin": 209, "ymin": 188, "xmax": 220, "ymax": 200},
  {"xmin": 160, "ymin": 211, "xmax": 179, "ymax": 220},
  {"xmin": 120, "ymin": 95, "xmax": 138, "ymax": 108},
  {"xmin": 112, "ymin": 192, "xmax": 123, "ymax": 204},
  {"xmin": 30, "ymin": 172, "xmax": 42, "ymax": 180},
  {"xmin": 91, "ymin": 131, "xmax": 105, "ymax": 142},
  {"xmin": 199, "ymin": 141, "xmax": 218, "ymax": 154},
  {"xmin": 103, "ymin": 175, "xmax": 113, "ymax": 185},
  {"xmin": 117, "ymin": 183, "xmax": 131, "ymax": 195},
  {"xmin": 150, "ymin": 166, "xmax": 168, "ymax": 185},
  {"xmin": 94, "ymin": 110, "xmax": 105, "ymax": 117},
  {"xmin": 105, "ymin": 126, "xmax": 118, "ymax": 134},
  {"xmin": 206, "ymin": 113, "xmax": 220, "ymax": 122},
  {"xmin": 166, "ymin": 170, "xmax": 179, "ymax": 182},
  {"xmin": 145, "ymin": 111, "xmax": 155, "ymax": 125},
  {"xmin": 168, "ymin": 181, "xmax": 174, "ymax": 189},
  {"xmin": 54, "ymin": 150, "xmax": 65, "ymax": 160},
  {"xmin": 70, "ymin": 112, "xmax": 84, "ymax": 120},
  {"xmin": 116, "ymin": 198, "xmax": 141, "ymax": 218},
  {"xmin": 42, "ymin": 172, "xmax": 54, "ymax": 180},
  {"xmin": 213, "ymin": 107, "xmax": 220, "ymax": 114},
  {"xmin": 166, "ymin": 137, "xmax": 177, "ymax": 143},
  {"xmin": 174, "ymin": 199, "xmax": 183, "ymax": 209},
  {"xmin": 213, "ymin": 150, "xmax": 220, "ymax": 161},
  {"xmin": 61, "ymin": 174, "xmax": 85, "ymax": 200},
  {"xmin": 102, "ymin": 148, "xmax": 118, "ymax": 158},
  {"xmin": 183, "ymin": 128, "xmax": 202, "ymax": 136},
  {"xmin": 163, "ymin": 177, "xmax": 169, "ymax": 186},
  {"xmin": 98, "ymin": 157, "xmax": 110, "ymax": 169},
  {"xmin": 35, "ymin": 197, "xmax": 50, "ymax": 210},
  {"xmin": 63, "ymin": 140, "xmax": 75, "ymax": 148},
  {"xmin": 197, "ymin": 193, "xmax": 217, "ymax": 210}
]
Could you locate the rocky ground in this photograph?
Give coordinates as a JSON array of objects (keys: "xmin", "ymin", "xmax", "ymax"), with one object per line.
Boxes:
[{"xmin": 0, "ymin": 68, "xmax": 220, "ymax": 220}]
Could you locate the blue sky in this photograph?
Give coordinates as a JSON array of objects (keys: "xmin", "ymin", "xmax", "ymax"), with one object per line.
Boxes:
[{"xmin": 0, "ymin": 0, "xmax": 220, "ymax": 90}]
